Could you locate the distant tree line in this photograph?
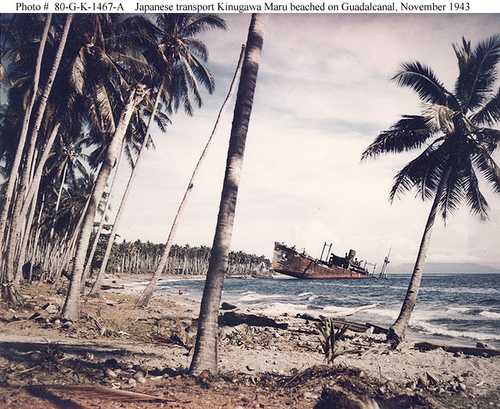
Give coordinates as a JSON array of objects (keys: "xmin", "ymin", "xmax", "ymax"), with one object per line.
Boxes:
[{"xmin": 89, "ymin": 237, "xmax": 271, "ymax": 277}]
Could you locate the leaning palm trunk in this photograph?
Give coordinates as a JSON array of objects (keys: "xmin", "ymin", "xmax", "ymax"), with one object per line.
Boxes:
[
  {"xmin": 189, "ymin": 14, "xmax": 264, "ymax": 375},
  {"xmin": 387, "ymin": 168, "xmax": 451, "ymax": 346},
  {"xmin": 3, "ymin": 15, "xmax": 72, "ymax": 293},
  {"xmin": 81, "ymin": 142, "xmax": 125, "ymax": 291},
  {"xmin": 62, "ymin": 85, "xmax": 146, "ymax": 321},
  {"xmin": 90, "ymin": 79, "xmax": 166, "ymax": 296},
  {"xmin": 136, "ymin": 45, "xmax": 246, "ymax": 308},
  {"xmin": 49, "ymin": 162, "xmax": 68, "ymax": 239},
  {"xmin": 0, "ymin": 15, "xmax": 52, "ymax": 297}
]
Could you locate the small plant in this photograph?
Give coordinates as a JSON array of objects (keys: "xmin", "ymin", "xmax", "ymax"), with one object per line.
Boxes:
[{"xmin": 316, "ymin": 318, "xmax": 348, "ymax": 364}]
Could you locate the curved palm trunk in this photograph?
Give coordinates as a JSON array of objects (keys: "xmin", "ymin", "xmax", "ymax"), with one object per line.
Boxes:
[
  {"xmin": 136, "ymin": 45, "xmax": 246, "ymax": 308},
  {"xmin": 189, "ymin": 14, "xmax": 264, "ymax": 375},
  {"xmin": 90, "ymin": 79, "xmax": 165, "ymax": 296},
  {"xmin": 0, "ymin": 15, "xmax": 52, "ymax": 300},
  {"xmin": 62, "ymin": 86, "xmax": 146, "ymax": 321},
  {"xmin": 387, "ymin": 168, "xmax": 451, "ymax": 346}
]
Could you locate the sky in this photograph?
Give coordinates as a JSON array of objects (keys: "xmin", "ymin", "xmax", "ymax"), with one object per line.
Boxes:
[{"xmin": 110, "ymin": 13, "xmax": 500, "ymax": 269}]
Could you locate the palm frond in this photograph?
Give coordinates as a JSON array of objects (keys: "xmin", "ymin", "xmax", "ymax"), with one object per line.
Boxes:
[
  {"xmin": 361, "ymin": 115, "xmax": 437, "ymax": 160},
  {"xmin": 389, "ymin": 143, "xmax": 447, "ymax": 202},
  {"xmin": 182, "ymin": 15, "xmax": 227, "ymax": 37},
  {"xmin": 471, "ymin": 86, "xmax": 500, "ymax": 126},
  {"xmin": 463, "ymin": 157, "xmax": 489, "ymax": 220},
  {"xmin": 439, "ymin": 163, "xmax": 466, "ymax": 221},
  {"xmin": 392, "ymin": 61, "xmax": 456, "ymax": 107},
  {"xmin": 455, "ymin": 35, "xmax": 500, "ymax": 112},
  {"xmin": 472, "ymin": 146, "xmax": 500, "ymax": 193}
]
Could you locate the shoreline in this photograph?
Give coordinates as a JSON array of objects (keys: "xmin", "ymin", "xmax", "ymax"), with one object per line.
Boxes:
[
  {"xmin": 116, "ymin": 273, "xmax": 500, "ymax": 349},
  {"xmin": 1, "ymin": 274, "xmax": 499, "ymax": 408}
]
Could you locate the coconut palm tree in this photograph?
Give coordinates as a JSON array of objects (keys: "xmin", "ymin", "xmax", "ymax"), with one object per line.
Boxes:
[
  {"xmin": 189, "ymin": 14, "xmax": 265, "ymax": 375},
  {"xmin": 62, "ymin": 83, "xmax": 148, "ymax": 321},
  {"xmin": 362, "ymin": 35, "xmax": 500, "ymax": 346},
  {"xmin": 0, "ymin": 14, "xmax": 52, "ymax": 304},
  {"xmin": 95, "ymin": 14, "xmax": 227, "ymax": 296},
  {"xmin": 4, "ymin": 14, "xmax": 74, "ymax": 284}
]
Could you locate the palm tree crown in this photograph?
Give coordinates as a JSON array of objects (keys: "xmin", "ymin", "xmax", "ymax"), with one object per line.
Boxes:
[{"xmin": 362, "ymin": 35, "xmax": 500, "ymax": 221}]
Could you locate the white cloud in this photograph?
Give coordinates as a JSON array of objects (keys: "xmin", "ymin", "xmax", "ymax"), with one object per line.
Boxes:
[{"xmin": 110, "ymin": 14, "xmax": 500, "ymax": 268}]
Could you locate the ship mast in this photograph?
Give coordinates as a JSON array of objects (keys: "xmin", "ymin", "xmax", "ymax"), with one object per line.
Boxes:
[{"xmin": 379, "ymin": 247, "xmax": 391, "ymax": 278}]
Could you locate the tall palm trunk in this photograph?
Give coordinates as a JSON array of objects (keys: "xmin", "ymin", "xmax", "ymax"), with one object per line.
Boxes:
[
  {"xmin": 62, "ymin": 85, "xmax": 147, "ymax": 321},
  {"xmin": 49, "ymin": 162, "xmax": 68, "ymax": 239},
  {"xmin": 0, "ymin": 15, "xmax": 52, "ymax": 294},
  {"xmin": 2, "ymin": 15, "xmax": 72, "ymax": 296},
  {"xmin": 189, "ymin": 14, "xmax": 264, "ymax": 375},
  {"xmin": 8, "ymin": 123, "xmax": 60, "ymax": 283},
  {"xmin": 136, "ymin": 45, "xmax": 246, "ymax": 308},
  {"xmin": 90, "ymin": 78, "xmax": 165, "ymax": 296},
  {"xmin": 387, "ymin": 168, "xmax": 451, "ymax": 346},
  {"xmin": 81, "ymin": 141, "xmax": 125, "ymax": 291}
]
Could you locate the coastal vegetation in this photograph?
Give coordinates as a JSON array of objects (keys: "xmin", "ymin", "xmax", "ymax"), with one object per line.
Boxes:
[
  {"xmin": 0, "ymin": 13, "xmax": 227, "ymax": 317},
  {"xmin": 362, "ymin": 35, "xmax": 500, "ymax": 345}
]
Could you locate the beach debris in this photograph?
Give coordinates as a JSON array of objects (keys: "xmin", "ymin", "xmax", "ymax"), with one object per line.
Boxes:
[
  {"xmin": 104, "ymin": 368, "xmax": 118, "ymax": 378},
  {"xmin": 315, "ymin": 386, "xmax": 381, "ymax": 409},
  {"xmin": 219, "ymin": 311, "xmax": 288, "ymax": 330},
  {"xmin": 413, "ymin": 341, "xmax": 500, "ymax": 357},
  {"xmin": 476, "ymin": 342, "xmax": 490, "ymax": 349},
  {"xmin": 316, "ymin": 318, "xmax": 348, "ymax": 364},
  {"xmin": 100, "ymin": 284, "xmax": 125, "ymax": 291},
  {"xmin": 133, "ymin": 371, "xmax": 146, "ymax": 384},
  {"xmin": 41, "ymin": 303, "xmax": 59, "ymax": 314},
  {"xmin": 27, "ymin": 384, "xmax": 169, "ymax": 402},
  {"xmin": 221, "ymin": 302, "xmax": 237, "ymax": 311}
]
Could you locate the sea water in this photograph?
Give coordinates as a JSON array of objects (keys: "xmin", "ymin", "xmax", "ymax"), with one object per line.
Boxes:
[{"xmin": 155, "ymin": 273, "xmax": 500, "ymax": 348}]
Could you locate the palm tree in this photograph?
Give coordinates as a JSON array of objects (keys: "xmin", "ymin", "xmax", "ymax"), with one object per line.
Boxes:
[
  {"xmin": 0, "ymin": 14, "xmax": 52, "ymax": 304},
  {"xmin": 95, "ymin": 14, "xmax": 227, "ymax": 295},
  {"xmin": 4, "ymin": 14, "xmax": 74, "ymax": 283},
  {"xmin": 136, "ymin": 43, "xmax": 246, "ymax": 307},
  {"xmin": 62, "ymin": 84, "xmax": 148, "ymax": 321},
  {"xmin": 362, "ymin": 36, "xmax": 500, "ymax": 346},
  {"xmin": 189, "ymin": 14, "xmax": 265, "ymax": 375},
  {"xmin": 47, "ymin": 131, "xmax": 90, "ymax": 238}
]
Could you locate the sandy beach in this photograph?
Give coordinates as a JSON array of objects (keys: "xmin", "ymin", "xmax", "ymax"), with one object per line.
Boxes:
[{"xmin": 1, "ymin": 274, "xmax": 499, "ymax": 408}]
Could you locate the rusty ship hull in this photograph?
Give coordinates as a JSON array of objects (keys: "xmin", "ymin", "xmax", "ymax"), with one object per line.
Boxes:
[{"xmin": 272, "ymin": 242, "xmax": 370, "ymax": 280}]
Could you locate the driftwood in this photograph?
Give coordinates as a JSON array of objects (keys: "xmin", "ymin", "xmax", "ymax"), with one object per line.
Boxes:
[
  {"xmin": 295, "ymin": 314, "xmax": 388, "ymax": 335},
  {"xmin": 100, "ymin": 284, "xmax": 125, "ymax": 291},
  {"xmin": 26, "ymin": 384, "xmax": 170, "ymax": 402},
  {"xmin": 414, "ymin": 341, "xmax": 500, "ymax": 357},
  {"xmin": 219, "ymin": 311, "xmax": 288, "ymax": 330}
]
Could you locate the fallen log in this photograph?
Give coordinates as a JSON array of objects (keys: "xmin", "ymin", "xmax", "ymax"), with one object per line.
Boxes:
[
  {"xmin": 295, "ymin": 314, "xmax": 386, "ymax": 334},
  {"xmin": 219, "ymin": 311, "xmax": 288, "ymax": 330},
  {"xmin": 413, "ymin": 341, "xmax": 500, "ymax": 357},
  {"xmin": 100, "ymin": 284, "xmax": 125, "ymax": 290}
]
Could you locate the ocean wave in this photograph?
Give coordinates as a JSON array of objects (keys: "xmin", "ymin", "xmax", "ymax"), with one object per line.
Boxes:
[
  {"xmin": 236, "ymin": 292, "xmax": 288, "ymax": 302},
  {"xmin": 329, "ymin": 282, "xmax": 499, "ymax": 295},
  {"xmin": 421, "ymin": 286, "xmax": 500, "ymax": 295},
  {"xmin": 411, "ymin": 321, "xmax": 500, "ymax": 341},
  {"xmin": 323, "ymin": 304, "xmax": 378, "ymax": 316},
  {"xmin": 447, "ymin": 307, "xmax": 471, "ymax": 313},
  {"xmin": 479, "ymin": 310, "xmax": 500, "ymax": 319}
]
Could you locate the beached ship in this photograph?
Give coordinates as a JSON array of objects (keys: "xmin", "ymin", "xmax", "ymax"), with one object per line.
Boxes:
[{"xmin": 272, "ymin": 242, "xmax": 373, "ymax": 279}]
